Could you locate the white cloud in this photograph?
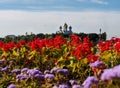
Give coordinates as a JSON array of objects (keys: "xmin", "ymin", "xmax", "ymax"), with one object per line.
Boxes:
[
  {"xmin": 91, "ymin": 0, "xmax": 108, "ymax": 5},
  {"xmin": 0, "ymin": 10, "xmax": 120, "ymax": 39}
]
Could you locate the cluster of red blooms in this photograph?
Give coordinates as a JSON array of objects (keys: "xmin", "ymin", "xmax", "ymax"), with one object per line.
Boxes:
[
  {"xmin": 0, "ymin": 40, "xmax": 15, "ymax": 52},
  {"xmin": 98, "ymin": 40, "xmax": 112, "ymax": 53},
  {"xmin": 98, "ymin": 37, "xmax": 120, "ymax": 53},
  {"xmin": 73, "ymin": 35, "xmax": 93, "ymax": 60},
  {"xmin": 27, "ymin": 35, "xmax": 67, "ymax": 50},
  {"xmin": 1, "ymin": 34, "xmax": 120, "ymax": 65}
]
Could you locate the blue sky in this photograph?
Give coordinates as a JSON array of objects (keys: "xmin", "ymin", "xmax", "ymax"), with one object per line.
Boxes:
[
  {"xmin": 0, "ymin": 0, "xmax": 120, "ymax": 11},
  {"xmin": 0, "ymin": 0, "xmax": 120, "ymax": 39}
]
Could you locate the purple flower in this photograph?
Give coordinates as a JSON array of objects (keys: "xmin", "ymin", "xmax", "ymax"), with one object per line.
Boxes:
[
  {"xmin": 72, "ymin": 85, "xmax": 82, "ymax": 88},
  {"xmin": 1, "ymin": 66, "xmax": 10, "ymax": 72},
  {"xmin": 34, "ymin": 74, "xmax": 44, "ymax": 79},
  {"xmin": 7, "ymin": 84, "xmax": 17, "ymax": 88},
  {"xmin": 50, "ymin": 67, "xmax": 60, "ymax": 73},
  {"xmin": 69, "ymin": 80, "xmax": 77, "ymax": 85},
  {"xmin": 90, "ymin": 60, "xmax": 104, "ymax": 68},
  {"xmin": 101, "ymin": 65, "xmax": 120, "ymax": 80},
  {"xmin": 0, "ymin": 59, "xmax": 6, "ymax": 64},
  {"xmin": 16, "ymin": 74, "xmax": 29, "ymax": 80},
  {"xmin": 21, "ymin": 68, "xmax": 29, "ymax": 73},
  {"xmin": 82, "ymin": 76, "xmax": 98, "ymax": 88},
  {"xmin": 63, "ymin": 69, "xmax": 69, "ymax": 74},
  {"xmin": 44, "ymin": 74, "xmax": 54, "ymax": 79},
  {"xmin": 83, "ymin": 81, "xmax": 92, "ymax": 88},
  {"xmin": 59, "ymin": 83, "xmax": 69, "ymax": 88},
  {"xmin": 44, "ymin": 70, "xmax": 50, "ymax": 74},
  {"xmin": 113, "ymin": 65, "xmax": 120, "ymax": 78},
  {"xmin": 101, "ymin": 69, "xmax": 116, "ymax": 80},
  {"xmin": 27, "ymin": 69, "xmax": 42, "ymax": 76},
  {"xmin": 11, "ymin": 69, "xmax": 21, "ymax": 74},
  {"xmin": 57, "ymin": 69, "xmax": 64, "ymax": 74}
]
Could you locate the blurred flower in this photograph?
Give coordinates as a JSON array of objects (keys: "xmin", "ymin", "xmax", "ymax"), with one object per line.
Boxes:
[
  {"xmin": 50, "ymin": 67, "xmax": 60, "ymax": 73},
  {"xmin": 7, "ymin": 84, "xmax": 17, "ymax": 88},
  {"xmin": 1, "ymin": 66, "xmax": 10, "ymax": 72},
  {"xmin": 90, "ymin": 60, "xmax": 104, "ymax": 68},
  {"xmin": 59, "ymin": 83, "xmax": 69, "ymax": 88},
  {"xmin": 44, "ymin": 70, "xmax": 50, "ymax": 74},
  {"xmin": 69, "ymin": 80, "xmax": 77, "ymax": 85},
  {"xmin": 27, "ymin": 69, "xmax": 42, "ymax": 76},
  {"xmin": 44, "ymin": 74, "xmax": 54, "ymax": 79},
  {"xmin": 82, "ymin": 76, "xmax": 99, "ymax": 88},
  {"xmin": 11, "ymin": 69, "xmax": 21, "ymax": 74},
  {"xmin": 101, "ymin": 64, "xmax": 120, "ymax": 80},
  {"xmin": 16, "ymin": 74, "xmax": 29, "ymax": 80},
  {"xmin": 72, "ymin": 85, "xmax": 82, "ymax": 88},
  {"xmin": 57, "ymin": 69, "xmax": 64, "ymax": 74},
  {"xmin": 63, "ymin": 69, "xmax": 69, "ymax": 74},
  {"xmin": 0, "ymin": 59, "xmax": 6, "ymax": 64},
  {"xmin": 21, "ymin": 68, "xmax": 29, "ymax": 73},
  {"xmin": 34, "ymin": 74, "xmax": 44, "ymax": 79}
]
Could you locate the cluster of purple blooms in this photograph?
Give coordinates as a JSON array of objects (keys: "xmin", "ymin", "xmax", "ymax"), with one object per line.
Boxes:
[
  {"xmin": 101, "ymin": 64, "xmax": 120, "ymax": 80},
  {"xmin": 6, "ymin": 60, "xmax": 120, "ymax": 88},
  {"xmin": 7, "ymin": 67, "xmax": 70, "ymax": 87}
]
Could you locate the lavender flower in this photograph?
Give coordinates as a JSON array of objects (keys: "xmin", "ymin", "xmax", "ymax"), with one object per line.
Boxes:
[
  {"xmin": 7, "ymin": 84, "xmax": 17, "ymax": 88},
  {"xmin": 27, "ymin": 69, "xmax": 42, "ymax": 76},
  {"xmin": 69, "ymin": 80, "xmax": 77, "ymax": 85},
  {"xmin": 1, "ymin": 66, "xmax": 10, "ymax": 72},
  {"xmin": 112, "ymin": 65, "xmax": 120, "ymax": 78},
  {"xmin": 59, "ymin": 83, "xmax": 69, "ymax": 88},
  {"xmin": 57, "ymin": 69, "xmax": 64, "ymax": 74},
  {"xmin": 63, "ymin": 69, "xmax": 69, "ymax": 74},
  {"xmin": 101, "ymin": 64, "xmax": 120, "ymax": 80},
  {"xmin": 11, "ymin": 69, "xmax": 21, "ymax": 74},
  {"xmin": 34, "ymin": 74, "xmax": 44, "ymax": 79},
  {"xmin": 44, "ymin": 70, "xmax": 50, "ymax": 74},
  {"xmin": 90, "ymin": 60, "xmax": 104, "ymax": 68},
  {"xmin": 50, "ymin": 67, "xmax": 60, "ymax": 73},
  {"xmin": 72, "ymin": 85, "xmax": 82, "ymax": 88},
  {"xmin": 0, "ymin": 59, "xmax": 6, "ymax": 64},
  {"xmin": 100, "ymin": 69, "xmax": 115, "ymax": 80},
  {"xmin": 82, "ymin": 76, "xmax": 98, "ymax": 88},
  {"xmin": 21, "ymin": 68, "xmax": 29, "ymax": 73},
  {"xmin": 16, "ymin": 74, "xmax": 29, "ymax": 80},
  {"xmin": 44, "ymin": 74, "xmax": 54, "ymax": 79}
]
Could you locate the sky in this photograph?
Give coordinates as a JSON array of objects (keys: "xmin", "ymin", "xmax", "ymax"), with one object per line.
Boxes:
[{"xmin": 0, "ymin": 0, "xmax": 120, "ymax": 39}]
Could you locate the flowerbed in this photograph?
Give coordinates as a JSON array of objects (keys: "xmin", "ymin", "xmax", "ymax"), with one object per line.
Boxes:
[{"xmin": 0, "ymin": 34, "xmax": 120, "ymax": 88}]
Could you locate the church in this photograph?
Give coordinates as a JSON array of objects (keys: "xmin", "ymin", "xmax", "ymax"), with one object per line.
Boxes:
[{"xmin": 56, "ymin": 23, "xmax": 73, "ymax": 34}]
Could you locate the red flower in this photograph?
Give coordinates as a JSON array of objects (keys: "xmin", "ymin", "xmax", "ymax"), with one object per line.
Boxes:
[
  {"xmin": 70, "ymin": 34, "xmax": 81, "ymax": 46},
  {"xmin": 86, "ymin": 54, "xmax": 99, "ymax": 63},
  {"xmin": 114, "ymin": 42, "xmax": 120, "ymax": 52},
  {"xmin": 98, "ymin": 40, "xmax": 112, "ymax": 53}
]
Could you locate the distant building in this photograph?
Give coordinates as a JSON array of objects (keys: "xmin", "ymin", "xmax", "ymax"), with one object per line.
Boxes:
[
  {"xmin": 57, "ymin": 23, "xmax": 73, "ymax": 34},
  {"xmin": 5, "ymin": 35, "xmax": 16, "ymax": 39}
]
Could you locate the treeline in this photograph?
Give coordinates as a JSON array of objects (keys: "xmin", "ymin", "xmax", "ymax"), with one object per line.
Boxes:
[{"xmin": 0, "ymin": 32, "xmax": 106, "ymax": 44}]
